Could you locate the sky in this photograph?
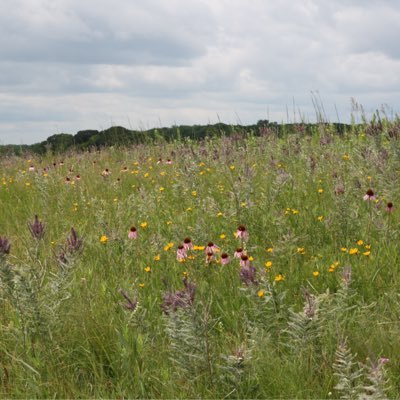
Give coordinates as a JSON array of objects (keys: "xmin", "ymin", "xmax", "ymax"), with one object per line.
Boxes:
[{"xmin": 1, "ymin": 0, "xmax": 400, "ymax": 145}]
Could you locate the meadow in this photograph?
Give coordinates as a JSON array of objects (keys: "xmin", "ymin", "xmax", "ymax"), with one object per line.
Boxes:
[{"xmin": 0, "ymin": 121, "xmax": 400, "ymax": 398}]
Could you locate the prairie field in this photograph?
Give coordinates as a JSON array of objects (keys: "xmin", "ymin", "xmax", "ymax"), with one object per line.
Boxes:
[{"xmin": 1, "ymin": 122, "xmax": 400, "ymax": 398}]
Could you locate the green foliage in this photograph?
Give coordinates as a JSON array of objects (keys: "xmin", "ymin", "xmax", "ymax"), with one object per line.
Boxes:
[{"xmin": 0, "ymin": 118, "xmax": 399, "ymax": 397}]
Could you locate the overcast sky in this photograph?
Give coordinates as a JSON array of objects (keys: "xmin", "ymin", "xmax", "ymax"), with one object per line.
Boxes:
[{"xmin": 1, "ymin": 0, "xmax": 399, "ymax": 144}]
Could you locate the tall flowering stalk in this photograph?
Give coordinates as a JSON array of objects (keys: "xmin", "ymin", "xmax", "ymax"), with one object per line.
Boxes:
[
  {"xmin": 28, "ymin": 215, "xmax": 45, "ymax": 240},
  {"xmin": 0, "ymin": 236, "xmax": 11, "ymax": 256}
]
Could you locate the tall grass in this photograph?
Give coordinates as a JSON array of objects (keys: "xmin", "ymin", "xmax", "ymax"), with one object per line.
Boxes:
[{"xmin": 0, "ymin": 120, "xmax": 399, "ymax": 398}]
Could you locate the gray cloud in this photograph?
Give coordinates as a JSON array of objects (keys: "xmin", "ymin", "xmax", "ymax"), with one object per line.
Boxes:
[{"xmin": 0, "ymin": 0, "xmax": 399, "ymax": 144}]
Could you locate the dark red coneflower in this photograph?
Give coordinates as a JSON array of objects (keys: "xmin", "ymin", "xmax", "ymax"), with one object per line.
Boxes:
[{"xmin": 386, "ymin": 202, "xmax": 394, "ymax": 213}]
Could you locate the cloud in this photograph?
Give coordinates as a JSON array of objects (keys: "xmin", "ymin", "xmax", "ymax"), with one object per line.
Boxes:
[{"xmin": 0, "ymin": 0, "xmax": 399, "ymax": 144}]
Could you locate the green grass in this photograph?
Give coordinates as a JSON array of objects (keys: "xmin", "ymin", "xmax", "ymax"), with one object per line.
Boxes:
[{"xmin": 1, "ymin": 123, "xmax": 400, "ymax": 398}]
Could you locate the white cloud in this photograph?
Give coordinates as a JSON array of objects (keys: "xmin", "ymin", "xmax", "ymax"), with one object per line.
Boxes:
[{"xmin": 0, "ymin": 0, "xmax": 399, "ymax": 144}]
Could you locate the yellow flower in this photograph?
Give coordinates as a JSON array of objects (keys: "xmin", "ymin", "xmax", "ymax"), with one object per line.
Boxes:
[
  {"xmin": 164, "ymin": 242, "xmax": 174, "ymax": 251},
  {"xmin": 159, "ymin": 187, "xmax": 165, "ymax": 192},
  {"xmin": 182, "ymin": 271, "xmax": 189, "ymax": 277},
  {"xmin": 229, "ymin": 165, "xmax": 235, "ymax": 170},
  {"xmin": 100, "ymin": 235, "xmax": 108, "ymax": 243},
  {"xmin": 154, "ymin": 255, "xmax": 160, "ymax": 261},
  {"xmin": 193, "ymin": 245, "xmax": 205, "ymax": 251},
  {"xmin": 144, "ymin": 266, "xmax": 151, "ymax": 272},
  {"xmin": 274, "ymin": 274, "xmax": 285, "ymax": 282},
  {"xmin": 349, "ymin": 248, "xmax": 359, "ymax": 255},
  {"xmin": 318, "ymin": 188, "xmax": 324, "ymax": 194},
  {"xmin": 317, "ymin": 216, "xmax": 324, "ymax": 222},
  {"xmin": 292, "ymin": 209, "xmax": 299, "ymax": 215},
  {"xmin": 363, "ymin": 251, "xmax": 371, "ymax": 256},
  {"xmin": 186, "ymin": 207, "xmax": 193, "ymax": 212},
  {"xmin": 191, "ymin": 191, "xmax": 197, "ymax": 196},
  {"xmin": 266, "ymin": 247, "xmax": 274, "ymax": 253},
  {"xmin": 297, "ymin": 247, "xmax": 305, "ymax": 254},
  {"xmin": 328, "ymin": 267, "xmax": 335, "ymax": 273},
  {"xmin": 138, "ymin": 283, "xmax": 145, "ymax": 288},
  {"xmin": 140, "ymin": 222, "xmax": 148, "ymax": 229},
  {"xmin": 217, "ymin": 212, "xmax": 224, "ymax": 217},
  {"xmin": 166, "ymin": 220, "xmax": 173, "ymax": 225},
  {"xmin": 257, "ymin": 290, "xmax": 265, "ymax": 298},
  {"xmin": 265, "ymin": 261, "xmax": 273, "ymax": 268},
  {"xmin": 313, "ymin": 271, "xmax": 319, "ymax": 277},
  {"xmin": 341, "ymin": 247, "xmax": 348, "ymax": 253},
  {"xmin": 342, "ymin": 154, "xmax": 350, "ymax": 161},
  {"xmin": 249, "ymin": 256, "xmax": 254, "ymax": 261},
  {"xmin": 365, "ymin": 244, "xmax": 371, "ymax": 250},
  {"xmin": 357, "ymin": 240, "xmax": 364, "ymax": 246},
  {"xmin": 219, "ymin": 234, "xmax": 226, "ymax": 239}
]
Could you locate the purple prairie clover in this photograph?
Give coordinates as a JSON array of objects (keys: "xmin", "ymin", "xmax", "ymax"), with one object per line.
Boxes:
[
  {"xmin": 240, "ymin": 264, "xmax": 257, "ymax": 285},
  {"xmin": 220, "ymin": 253, "xmax": 230, "ymax": 265},
  {"xmin": 161, "ymin": 278, "xmax": 196, "ymax": 314},
  {"xmin": 66, "ymin": 227, "xmax": 83, "ymax": 253},
  {"xmin": 176, "ymin": 245, "xmax": 187, "ymax": 261},
  {"xmin": 128, "ymin": 226, "xmax": 137, "ymax": 239},
  {"xmin": 205, "ymin": 241, "xmax": 219, "ymax": 254},
  {"xmin": 0, "ymin": 236, "xmax": 11, "ymax": 255},
  {"xmin": 363, "ymin": 189, "xmax": 376, "ymax": 201},
  {"xmin": 28, "ymin": 215, "xmax": 45, "ymax": 239},
  {"xmin": 119, "ymin": 288, "xmax": 138, "ymax": 311},
  {"xmin": 236, "ymin": 225, "xmax": 249, "ymax": 241},
  {"xmin": 183, "ymin": 237, "xmax": 193, "ymax": 250}
]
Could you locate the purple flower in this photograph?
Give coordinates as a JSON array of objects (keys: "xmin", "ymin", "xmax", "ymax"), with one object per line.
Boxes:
[
  {"xmin": 66, "ymin": 227, "xmax": 83, "ymax": 253},
  {"xmin": 0, "ymin": 236, "xmax": 11, "ymax": 256},
  {"xmin": 28, "ymin": 215, "xmax": 45, "ymax": 239},
  {"xmin": 161, "ymin": 278, "xmax": 196, "ymax": 314}
]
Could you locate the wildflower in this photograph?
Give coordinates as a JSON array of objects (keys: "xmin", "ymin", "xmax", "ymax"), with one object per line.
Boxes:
[
  {"xmin": 206, "ymin": 252, "xmax": 215, "ymax": 263},
  {"xmin": 349, "ymin": 248, "xmax": 358, "ymax": 255},
  {"xmin": 65, "ymin": 177, "xmax": 71, "ymax": 184},
  {"xmin": 154, "ymin": 254, "xmax": 160, "ymax": 261},
  {"xmin": 66, "ymin": 227, "xmax": 83, "ymax": 253},
  {"xmin": 265, "ymin": 261, "xmax": 273, "ymax": 268},
  {"xmin": 144, "ymin": 266, "xmax": 151, "ymax": 272},
  {"xmin": 183, "ymin": 237, "xmax": 193, "ymax": 250},
  {"xmin": 0, "ymin": 236, "xmax": 11, "ymax": 256},
  {"xmin": 219, "ymin": 233, "xmax": 226, "ymax": 239},
  {"xmin": 220, "ymin": 253, "xmax": 230, "ymax": 265},
  {"xmin": 193, "ymin": 245, "xmax": 205, "ymax": 251},
  {"xmin": 341, "ymin": 247, "xmax": 348, "ymax": 252},
  {"xmin": 128, "ymin": 226, "xmax": 137, "ymax": 239},
  {"xmin": 217, "ymin": 212, "xmax": 224, "ymax": 217},
  {"xmin": 119, "ymin": 289, "xmax": 138, "ymax": 311},
  {"xmin": 386, "ymin": 202, "xmax": 394, "ymax": 212},
  {"xmin": 229, "ymin": 165, "xmax": 235, "ymax": 170},
  {"xmin": 297, "ymin": 247, "xmax": 305, "ymax": 255},
  {"xmin": 363, "ymin": 189, "xmax": 376, "ymax": 201},
  {"xmin": 75, "ymin": 174, "xmax": 81, "ymax": 181},
  {"xmin": 235, "ymin": 225, "xmax": 249, "ymax": 241},
  {"xmin": 266, "ymin": 247, "xmax": 273, "ymax": 253},
  {"xmin": 138, "ymin": 283, "xmax": 145, "ymax": 288},
  {"xmin": 176, "ymin": 245, "xmax": 187, "ymax": 261},
  {"xmin": 191, "ymin": 190, "xmax": 197, "ymax": 196},
  {"xmin": 234, "ymin": 248, "xmax": 244, "ymax": 258},
  {"xmin": 100, "ymin": 235, "xmax": 108, "ymax": 243},
  {"xmin": 28, "ymin": 165, "xmax": 35, "ymax": 172},
  {"xmin": 240, "ymin": 254, "xmax": 250, "ymax": 268},
  {"xmin": 274, "ymin": 273, "xmax": 285, "ymax": 282},
  {"xmin": 257, "ymin": 290, "xmax": 265, "ymax": 298},
  {"xmin": 101, "ymin": 168, "xmax": 111, "ymax": 177},
  {"xmin": 28, "ymin": 215, "xmax": 45, "ymax": 239},
  {"xmin": 317, "ymin": 216, "xmax": 324, "ymax": 222},
  {"xmin": 240, "ymin": 264, "xmax": 257, "ymax": 285},
  {"xmin": 140, "ymin": 222, "xmax": 148, "ymax": 229},
  {"xmin": 164, "ymin": 242, "xmax": 174, "ymax": 251},
  {"xmin": 342, "ymin": 154, "xmax": 350, "ymax": 161},
  {"xmin": 357, "ymin": 240, "xmax": 364, "ymax": 246},
  {"xmin": 313, "ymin": 271, "xmax": 319, "ymax": 277},
  {"xmin": 363, "ymin": 251, "xmax": 371, "ymax": 256},
  {"xmin": 205, "ymin": 242, "xmax": 219, "ymax": 254},
  {"xmin": 161, "ymin": 278, "xmax": 196, "ymax": 314},
  {"xmin": 318, "ymin": 188, "xmax": 324, "ymax": 194},
  {"xmin": 166, "ymin": 159, "xmax": 173, "ymax": 165}
]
